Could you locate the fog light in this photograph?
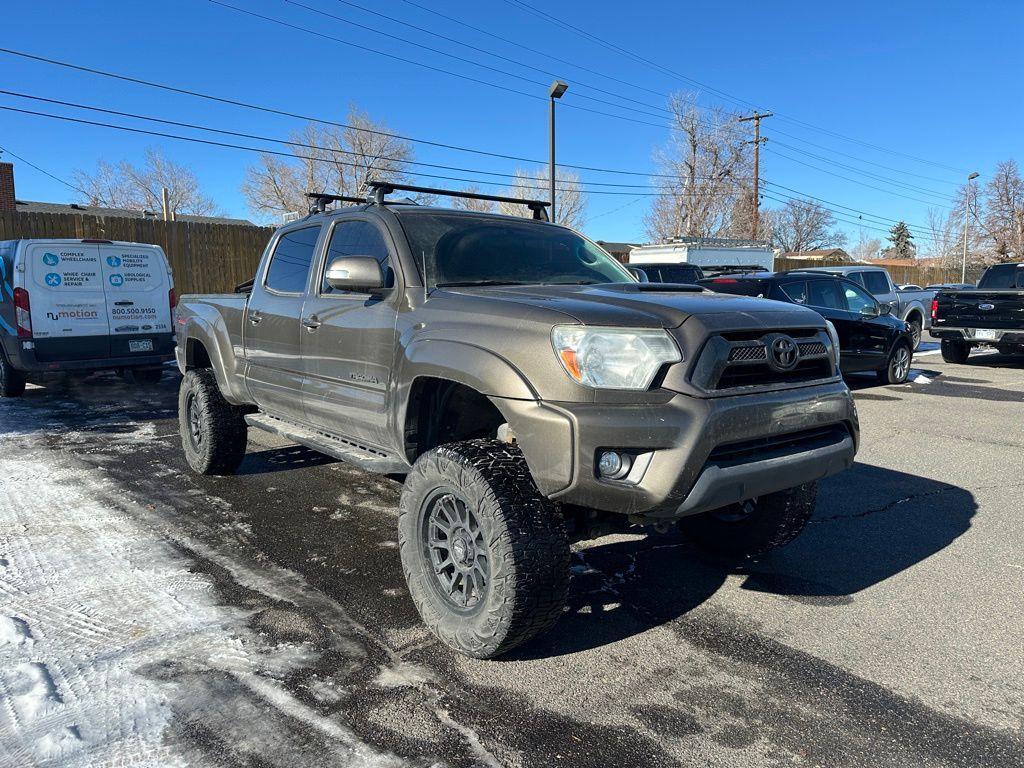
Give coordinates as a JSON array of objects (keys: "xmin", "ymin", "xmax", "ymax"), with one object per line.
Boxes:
[{"xmin": 598, "ymin": 450, "xmax": 632, "ymax": 480}]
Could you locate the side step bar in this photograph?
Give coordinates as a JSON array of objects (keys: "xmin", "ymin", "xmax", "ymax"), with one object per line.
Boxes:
[{"xmin": 245, "ymin": 412, "xmax": 411, "ymax": 475}]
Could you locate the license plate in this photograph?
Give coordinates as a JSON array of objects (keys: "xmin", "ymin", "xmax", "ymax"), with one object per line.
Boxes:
[
  {"xmin": 129, "ymin": 339, "xmax": 154, "ymax": 352},
  {"xmin": 974, "ymin": 329, "xmax": 997, "ymax": 340}
]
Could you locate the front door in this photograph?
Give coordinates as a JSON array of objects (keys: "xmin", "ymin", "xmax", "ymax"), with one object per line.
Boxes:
[
  {"xmin": 244, "ymin": 225, "xmax": 321, "ymax": 422},
  {"xmin": 839, "ymin": 281, "xmax": 892, "ymax": 368},
  {"xmin": 301, "ymin": 217, "xmax": 400, "ymax": 450}
]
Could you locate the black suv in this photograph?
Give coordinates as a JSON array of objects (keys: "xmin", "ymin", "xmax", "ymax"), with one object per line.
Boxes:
[{"xmin": 699, "ymin": 271, "xmax": 915, "ymax": 384}]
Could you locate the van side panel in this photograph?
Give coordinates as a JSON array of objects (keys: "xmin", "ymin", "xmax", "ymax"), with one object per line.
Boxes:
[{"xmin": 97, "ymin": 244, "xmax": 174, "ymax": 360}]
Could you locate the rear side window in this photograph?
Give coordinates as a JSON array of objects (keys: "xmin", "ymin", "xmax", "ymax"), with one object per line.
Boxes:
[
  {"xmin": 862, "ymin": 270, "xmax": 890, "ymax": 295},
  {"xmin": 659, "ymin": 265, "xmax": 703, "ymax": 283},
  {"xmin": 322, "ymin": 220, "xmax": 394, "ymax": 294},
  {"xmin": 807, "ymin": 279, "xmax": 845, "ymax": 310},
  {"xmin": 265, "ymin": 226, "xmax": 320, "ymax": 294},
  {"xmin": 978, "ymin": 264, "xmax": 1024, "ymax": 290},
  {"xmin": 779, "ymin": 280, "xmax": 808, "ymax": 304}
]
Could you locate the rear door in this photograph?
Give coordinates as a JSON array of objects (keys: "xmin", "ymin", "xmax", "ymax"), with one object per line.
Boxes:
[
  {"xmin": 24, "ymin": 241, "xmax": 111, "ymax": 361},
  {"xmin": 97, "ymin": 244, "xmax": 175, "ymax": 359}
]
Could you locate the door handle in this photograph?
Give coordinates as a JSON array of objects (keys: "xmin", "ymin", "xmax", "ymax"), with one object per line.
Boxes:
[
  {"xmin": 248, "ymin": 311, "xmax": 263, "ymax": 325},
  {"xmin": 302, "ymin": 314, "xmax": 321, "ymax": 330}
]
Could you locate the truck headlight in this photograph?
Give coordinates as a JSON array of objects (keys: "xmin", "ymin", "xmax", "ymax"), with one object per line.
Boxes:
[{"xmin": 551, "ymin": 326, "xmax": 681, "ymax": 390}]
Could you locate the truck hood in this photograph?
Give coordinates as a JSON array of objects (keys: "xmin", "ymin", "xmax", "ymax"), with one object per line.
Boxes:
[{"xmin": 437, "ymin": 283, "xmax": 823, "ymax": 330}]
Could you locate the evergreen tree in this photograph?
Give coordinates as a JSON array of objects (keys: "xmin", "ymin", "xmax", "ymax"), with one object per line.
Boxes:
[{"xmin": 887, "ymin": 221, "xmax": 916, "ymax": 258}]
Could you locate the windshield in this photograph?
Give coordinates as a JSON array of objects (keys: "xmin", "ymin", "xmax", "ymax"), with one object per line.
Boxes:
[
  {"xmin": 978, "ymin": 264, "xmax": 1024, "ymax": 290},
  {"xmin": 395, "ymin": 212, "xmax": 634, "ymax": 289}
]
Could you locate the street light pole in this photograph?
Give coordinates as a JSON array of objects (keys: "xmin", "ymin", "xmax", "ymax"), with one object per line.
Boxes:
[
  {"xmin": 962, "ymin": 171, "xmax": 980, "ymax": 283},
  {"xmin": 548, "ymin": 80, "xmax": 568, "ymax": 223}
]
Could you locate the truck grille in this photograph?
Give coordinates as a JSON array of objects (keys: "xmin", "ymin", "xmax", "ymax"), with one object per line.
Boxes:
[
  {"xmin": 707, "ymin": 424, "xmax": 850, "ymax": 467},
  {"xmin": 691, "ymin": 329, "xmax": 836, "ymax": 392}
]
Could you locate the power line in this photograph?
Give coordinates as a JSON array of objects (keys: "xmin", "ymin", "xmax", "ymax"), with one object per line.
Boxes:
[
  {"xmin": 0, "ymin": 142, "xmax": 86, "ymax": 195},
  {"xmin": 500, "ymin": 0, "xmax": 968, "ymax": 175}
]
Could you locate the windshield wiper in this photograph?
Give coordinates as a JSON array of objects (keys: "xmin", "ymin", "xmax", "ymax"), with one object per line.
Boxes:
[{"xmin": 434, "ymin": 280, "xmax": 528, "ymax": 288}]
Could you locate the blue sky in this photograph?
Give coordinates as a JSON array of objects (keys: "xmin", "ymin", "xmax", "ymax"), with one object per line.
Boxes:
[{"xmin": 2, "ymin": 0, "xmax": 1021, "ymax": 247}]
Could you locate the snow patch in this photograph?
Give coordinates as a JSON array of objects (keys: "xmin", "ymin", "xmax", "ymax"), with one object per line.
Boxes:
[{"xmin": 374, "ymin": 663, "xmax": 436, "ymax": 689}]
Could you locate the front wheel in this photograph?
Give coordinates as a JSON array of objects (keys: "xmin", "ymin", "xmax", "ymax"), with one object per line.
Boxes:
[
  {"xmin": 877, "ymin": 341, "xmax": 912, "ymax": 385},
  {"xmin": 398, "ymin": 440, "xmax": 570, "ymax": 659},
  {"xmin": 178, "ymin": 369, "xmax": 248, "ymax": 475},
  {"xmin": 941, "ymin": 338, "xmax": 971, "ymax": 364},
  {"xmin": 678, "ymin": 483, "xmax": 817, "ymax": 558},
  {"xmin": 0, "ymin": 353, "xmax": 27, "ymax": 398}
]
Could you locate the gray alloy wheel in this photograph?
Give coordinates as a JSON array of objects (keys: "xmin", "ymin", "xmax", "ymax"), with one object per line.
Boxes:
[
  {"xmin": 907, "ymin": 318, "xmax": 922, "ymax": 350},
  {"xmin": 878, "ymin": 342, "xmax": 912, "ymax": 385}
]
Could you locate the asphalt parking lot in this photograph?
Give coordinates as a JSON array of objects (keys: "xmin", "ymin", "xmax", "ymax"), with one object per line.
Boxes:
[{"xmin": 1, "ymin": 349, "xmax": 1022, "ymax": 768}]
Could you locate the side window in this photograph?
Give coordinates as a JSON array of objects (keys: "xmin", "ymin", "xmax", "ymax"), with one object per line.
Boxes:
[
  {"xmin": 807, "ymin": 279, "xmax": 845, "ymax": 310},
  {"xmin": 862, "ymin": 270, "xmax": 891, "ymax": 296},
  {"xmin": 322, "ymin": 220, "xmax": 395, "ymax": 294},
  {"xmin": 780, "ymin": 280, "xmax": 808, "ymax": 304},
  {"xmin": 841, "ymin": 281, "xmax": 877, "ymax": 313},
  {"xmin": 265, "ymin": 226, "xmax": 320, "ymax": 294},
  {"xmin": 847, "ymin": 271, "xmax": 866, "ymax": 287}
]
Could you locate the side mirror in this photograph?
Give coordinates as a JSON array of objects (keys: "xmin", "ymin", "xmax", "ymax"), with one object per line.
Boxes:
[
  {"xmin": 879, "ymin": 303, "xmax": 893, "ymax": 315},
  {"xmin": 859, "ymin": 303, "xmax": 881, "ymax": 318},
  {"xmin": 324, "ymin": 256, "xmax": 384, "ymax": 292},
  {"xmin": 627, "ymin": 267, "xmax": 649, "ymax": 282}
]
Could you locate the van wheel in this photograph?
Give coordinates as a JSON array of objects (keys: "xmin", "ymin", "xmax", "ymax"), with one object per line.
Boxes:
[
  {"xmin": 0, "ymin": 353, "xmax": 27, "ymax": 398},
  {"xmin": 941, "ymin": 338, "xmax": 971, "ymax": 363},
  {"xmin": 877, "ymin": 341, "xmax": 912, "ymax": 385},
  {"xmin": 678, "ymin": 483, "xmax": 817, "ymax": 559},
  {"xmin": 398, "ymin": 440, "xmax": 570, "ymax": 659},
  {"xmin": 125, "ymin": 367, "xmax": 163, "ymax": 386},
  {"xmin": 179, "ymin": 369, "xmax": 248, "ymax": 475}
]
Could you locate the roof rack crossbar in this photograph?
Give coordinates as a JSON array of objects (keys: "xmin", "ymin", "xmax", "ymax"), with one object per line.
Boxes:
[
  {"xmin": 366, "ymin": 181, "xmax": 551, "ymax": 221},
  {"xmin": 306, "ymin": 192, "xmax": 368, "ymax": 214}
]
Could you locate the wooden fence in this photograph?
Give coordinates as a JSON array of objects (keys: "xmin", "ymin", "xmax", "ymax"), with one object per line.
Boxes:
[
  {"xmin": 773, "ymin": 257, "xmax": 975, "ymax": 287},
  {"xmin": 0, "ymin": 211, "xmax": 275, "ymax": 294}
]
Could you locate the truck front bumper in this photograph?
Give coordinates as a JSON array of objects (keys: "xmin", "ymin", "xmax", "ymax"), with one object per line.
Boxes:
[{"xmin": 495, "ymin": 381, "xmax": 858, "ymax": 519}]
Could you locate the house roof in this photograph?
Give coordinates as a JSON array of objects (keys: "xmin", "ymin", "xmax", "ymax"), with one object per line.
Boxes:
[
  {"xmin": 780, "ymin": 249, "xmax": 852, "ymax": 260},
  {"xmin": 15, "ymin": 199, "xmax": 256, "ymax": 226},
  {"xmin": 596, "ymin": 240, "xmax": 641, "ymax": 252}
]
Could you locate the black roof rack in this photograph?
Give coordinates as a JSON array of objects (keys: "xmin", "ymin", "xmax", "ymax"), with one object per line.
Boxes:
[
  {"xmin": 306, "ymin": 192, "xmax": 368, "ymax": 214},
  {"xmin": 366, "ymin": 181, "xmax": 551, "ymax": 221}
]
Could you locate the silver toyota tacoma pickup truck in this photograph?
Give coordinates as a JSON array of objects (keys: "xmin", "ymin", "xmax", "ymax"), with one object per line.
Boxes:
[{"xmin": 174, "ymin": 183, "xmax": 859, "ymax": 658}]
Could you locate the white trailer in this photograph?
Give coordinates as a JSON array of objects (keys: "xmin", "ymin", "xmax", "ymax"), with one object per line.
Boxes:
[{"xmin": 628, "ymin": 237, "xmax": 774, "ymax": 271}]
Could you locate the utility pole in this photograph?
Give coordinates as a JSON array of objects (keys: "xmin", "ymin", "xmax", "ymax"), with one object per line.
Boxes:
[
  {"xmin": 738, "ymin": 112, "xmax": 772, "ymax": 240},
  {"xmin": 161, "ymin": 186, "xmax": 172, "ymax": 222},
  {"xmin": 962, "ymin": 171, "xmax": 980, "ymax": 283}
]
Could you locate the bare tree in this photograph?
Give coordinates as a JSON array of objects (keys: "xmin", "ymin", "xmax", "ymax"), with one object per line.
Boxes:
[
  {"xmin": 450, "ymin": 185, "xmax": 494, "ymax": 213},
  {"xmin": 982, "ymin": 160, "xmax": 1024, "ymax": 262},
  {"xmin": 924, "ymin": 207, "xmax": 961, "ymax": 268},
  {"xmin": 241, "ymin": 106, "xmax": 413, "ymax": 221},
  {"xmin": 74, "ymin": 147, "xmax": 220, "ymax": 217},
  {"xmin": 850, "ymin": 230, "xmax": 883, "ymax": 260},
  {"xmin": 497, "ymin": 169, "xmax": 587, "ymax": 229},
  {"xmin": 644, "ymin": 93, "xmax": 751, "ymax": 242},
  {"xmin": 768, "ymin": 199, "xmax": 847, "ymax": 253}
]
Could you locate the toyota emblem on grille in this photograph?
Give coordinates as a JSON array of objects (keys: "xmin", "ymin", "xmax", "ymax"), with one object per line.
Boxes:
[{"xmin": 768, "ymin": 335, "xmax": 800, "ymax": 371}]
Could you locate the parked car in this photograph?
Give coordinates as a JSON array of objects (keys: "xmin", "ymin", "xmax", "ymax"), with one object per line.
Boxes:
[
  {"xmin": 898, "ymin": 284, "xmax": 922, "ymax": 290},
  {"xmin": 0, "ymin": 238, "xmax": 175, "ymax": 396},
  {"xmin": 927, "ymin": 282, "xmax": 975, "ymax": 291},
  {"xmin": 628, "ymin": 262, "xmax": 704, "ymax": 284},
  {"xmin": 790, "ymin": 266, "xmax": 933, "ymax": 350},
  {"xmin": 700, "ymin": 271, "xmax": 915, "ymax": 384},
  {"xmin": 930, "ymin": 262, "xmax": 1024, "ymax": 362},
  {"xmin": 174, "ymin": 183, "xmax": 858, "ymax": 659}
]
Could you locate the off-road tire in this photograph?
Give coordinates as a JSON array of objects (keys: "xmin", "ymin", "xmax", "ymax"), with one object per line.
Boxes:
[
  {"xmin": 907, "ymin": 317, "xmax": 923, "ymax": 350},
  {"xmin": 0, "ymin": 352, "xmax": 26, "ymax": 398},
  {"xmin": 941, "ymin": 338, "xmax": 971, "ymax": 364},
  {"xmin": 678, "ymin": 482, "xmax": 817, "ymax": 559},
  {"xmin": 124, "ymin": 367, "xmax": 163, "ymax": 386},
  {"xmin": 179, "ymin": 368, "xmax": 248, "ymax": 475},
  {"xmin": 876, "ymin": 340, "xmax": 912, "ymax": 385},
  {"xmin": 398, "ymin": 439, "xmax": 570, "ymax": 659}
]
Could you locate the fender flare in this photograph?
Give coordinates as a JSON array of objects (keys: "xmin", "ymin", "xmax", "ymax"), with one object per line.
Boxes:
[{"xmin": 179, "ymin": 313, "xmax": 248, "ymax": 405}]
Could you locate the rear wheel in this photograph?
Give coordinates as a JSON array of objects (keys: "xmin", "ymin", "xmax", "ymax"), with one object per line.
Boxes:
[
  {"xmin": 678, "ymin": 483, "xmax": 817, "ymax": 558},
  {"xmin": 398, "ymin": 439, "xmax": 570, "ymax": 659},
  {"xmin": 124, "ymin": 367, "xmax": 163, "ymax": 386},
  {"xmin": 0, "ymin": 352, "xmax": 27, "ymax": 398},
  {"xmin": 877, "ymin": 341, "xmax": 912, "ymax": 385},
  {"xmin": 941, "ymin": 338, "xmax": 971, "ymax": 364},
  {"xmin": 907, "ymin": 317, "xmax": 923, "ymax": 350},
  {"xmin": 179, "ymin": 369, "xmax": 248, "ymax": 475}
]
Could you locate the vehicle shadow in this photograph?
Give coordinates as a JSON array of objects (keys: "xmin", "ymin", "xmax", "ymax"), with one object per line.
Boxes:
[
  {"xmin": 843, "ymin": 368, "xmax": 942, "ymax": 391},
  {"xmin": 513, "ymin": 462, "xmax": 976, "ymax": 659},
  {"xmin": 236, "ymin": 445, "xmax": 339, "ymax": 475}
]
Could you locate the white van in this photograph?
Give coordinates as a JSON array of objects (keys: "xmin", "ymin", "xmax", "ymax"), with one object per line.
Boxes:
[{"xmin": 0, "ymin": 238, "xmax": 176, "ymax": 396}]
